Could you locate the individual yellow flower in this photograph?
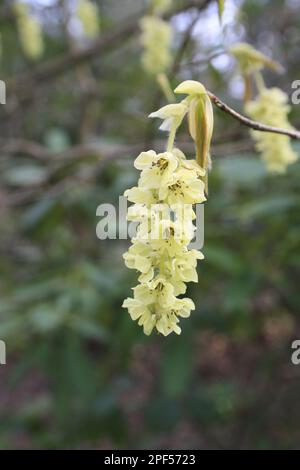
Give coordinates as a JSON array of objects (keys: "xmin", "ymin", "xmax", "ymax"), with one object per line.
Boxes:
[
  {"xmin": 124, "ymin": 186, "xmax": 155, "ymax": 205},
  {"xmin": 167, "ymin": 249, "xmax": 204, "ymax": 283},
  {"xmin": 123, "ymin": 241, "xmax": 153, "ymax": 275},
  {"xmin": 140, "ymin": 16, "xmax": 172, "ymax": 75},
  {"xmin": 122, "ymin": 298, "xmax": 156, "ymax": 335},
  {"xmin": 166, "ymin": 250, "xmax": 204, "ymax": 295},
  {"xmin": 159, "ymin": 168, "xmax": 206, "ymax": 205},
  {"xmin": 137, "ymin": 150, "xmax": 179, "ymax": 190},
  {"xmin": 245, "ymin": 87, "xmax": 298, "ymax": 173},
  {"xmin": 148, "ymin": 219, "xmax": 194, "ymax": 256},
  {"xmin": 77, "ymin": 0, "xmax": 100, "ymax": 38}
]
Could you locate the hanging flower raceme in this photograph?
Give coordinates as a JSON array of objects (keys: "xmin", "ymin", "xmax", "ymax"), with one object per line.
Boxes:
[
  {"xmin": 140, "ymin": 15, "xmax": 172, "ymax": 75},
  {"xmin": 122, "ymin": 80, "xmax": 214, "ymax": 336},
  {"xmin": 14, "ymin": 2, "xmax": 44, "ymax": 60},
  {"xmin": 77, "ymin": 0, "xmax": 100, "ymax": 38},
  {"xmin": 245, "ymin": 87, "xmax": 298, "ymax": 173}
]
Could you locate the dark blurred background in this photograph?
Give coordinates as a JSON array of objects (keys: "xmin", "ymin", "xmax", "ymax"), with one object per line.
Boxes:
[{"xmin": 0, "ymin": 0, "xmax": 300, "ymax": 450}]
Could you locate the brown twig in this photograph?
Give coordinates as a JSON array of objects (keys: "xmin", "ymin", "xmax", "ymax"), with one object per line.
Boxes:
[
  {"xmin": 208, "ymin": 91, "xmax": 300, "ymax": 140},
  {"xmin": 6, "ymin": 0, "xmax": 213, "ymax": 111},
  {"xmin": 0, "ymin": 136, "xmax": 253, "ymax": 162}
]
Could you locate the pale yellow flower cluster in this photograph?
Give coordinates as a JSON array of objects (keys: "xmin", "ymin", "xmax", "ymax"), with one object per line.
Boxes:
[
  {"xmin": 14, "ymin": 2, "xmax": 43, "ymax": 60},
  {"xmin": 77, "ymin": 0, "xmax": 100, "ymax": 38},
  {"xmin": 122, "ymin": 148, "xmax": 206, "ymax": 336},
  {"xmin": 140, "ymin": 16, "xmax": 172, "ymax": 75},
  {"xmin": 151, "ymin": 0, "xmax": 172, "ymax": 14},
  {"xmin": 245, "ymin": 87, "xmax": 298, "ymax": 173}
]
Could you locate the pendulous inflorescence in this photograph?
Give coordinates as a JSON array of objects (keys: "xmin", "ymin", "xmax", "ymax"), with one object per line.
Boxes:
[{"xmin": 77, "ymin": 0, "xmax": 100, "ymax": 39}]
